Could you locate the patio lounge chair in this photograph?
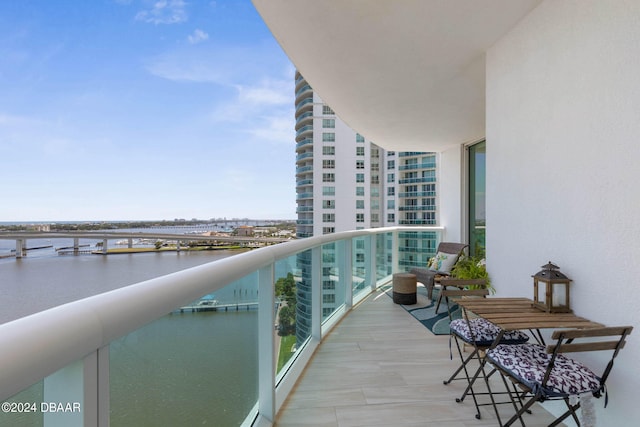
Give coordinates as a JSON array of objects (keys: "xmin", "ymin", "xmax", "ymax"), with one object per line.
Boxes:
[{"xmin": 410, "ymin": 242, "xmax": 468, "ymax": 300}]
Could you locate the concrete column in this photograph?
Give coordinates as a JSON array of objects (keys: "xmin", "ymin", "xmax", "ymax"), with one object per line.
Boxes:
[
  {"xmin": 15, "ymin": 239, "xmax": 24, "ymax": 258},
  {"xmin": 73, "ymin": 238, "xmax": 79, "ymax": 255},
  {"xmin": 102, "ymin": 239, "xmax": 108, "ymax": 254},
  {"xmin": 128, "ymin": 238, "xmax": 133, "ymax": 249}
]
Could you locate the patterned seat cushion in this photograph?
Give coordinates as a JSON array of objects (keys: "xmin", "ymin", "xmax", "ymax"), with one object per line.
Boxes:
[
  {"xmin": 486, "ymin": 343, "xmax": 602, "ymax": 397},
  {"xmin": 450, "ymin": 318, "xmax": 529, "ymax": 346}
]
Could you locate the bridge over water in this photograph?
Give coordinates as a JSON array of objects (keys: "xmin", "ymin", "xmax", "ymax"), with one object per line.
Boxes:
[{"xmin": 0, "ymin": 231, "xmax": 290, "ymax": 259}]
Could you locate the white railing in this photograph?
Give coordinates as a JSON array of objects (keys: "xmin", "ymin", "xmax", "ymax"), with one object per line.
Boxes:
[{"xmin": 0, "ymin": 226, "xmax": 443, "ymax": 427}]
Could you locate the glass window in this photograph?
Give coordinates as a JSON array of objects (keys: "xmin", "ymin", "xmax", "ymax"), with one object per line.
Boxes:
[
  {"xmin": 323, "ymin": 146, "xmax": 335, "ymax": 155},
  {"xmin": 356, "ymin": 186, "xmax": 365, "ymax": 196},
  {"xmin": 322, "ymin": 132, "xmax": 335, "ymax": 142},
  {"xmin": 323, "ymin": 200, "xmax": 335, "ymax": 209},
  {"xmin": 356, "ymin": 146, "xmax": 365, "ymax": 156},
  {"xmin": 322, "ymin": 159, "xmax": 335, "ymax": 169},
  {"xmin": 323, "ymin": 186, "xmax": 335, "ymax": 196},
  {"xmin": 387, "ymin": 160, "xmax": 395, "ymax": 169},
  {"xmin": 356, "ymin": 133, "xmax": 365, "ymax": 143},
  {"xmin": 356, "ymin": 173, "xmax": 364, "ymax": 183},
  {"xmin": 322, "ymin": 213, "xmax": 335, "ymax": 222},
  {"xmin": 387, "ymin": 173, "xmax": 395, "ymax": 183},
  {"xmin": 356, "ymin": 200, "xmax": 364, "ymax": 209},
  {"xmin": 322, "ymin": 105, "xmax": 334, "ymax": 115},
  {"xmin": 323, "ymin": 294, "xmax": 336, "ymax": 304},
  {"xmin": 322, "ymin": 173, "xmax": 335, "ymax": 182},
  {"xmin": 356, "ymin": 160, "xmax": 365, "ymax": 169},
  {"xmin": 322, "ymin": 119, "xmax": 335, "ymax": 128},
  {"xmin": 387, "ymin": 213, "xmax": 395, "ymax": 223},
  {"xmin": 356, "ymin": 213, "xmax": 364, "ymax": 223},
  {"xmin": 387, "ymin": 200, "xmax": 395, "ymax": 209},
  {"xmin": 387, "ymin": 187, "xmax": 395, "ymax": 196},
  {"xmin": 469, "ymin": 140, "xmax": 486, "ymax": 257}
]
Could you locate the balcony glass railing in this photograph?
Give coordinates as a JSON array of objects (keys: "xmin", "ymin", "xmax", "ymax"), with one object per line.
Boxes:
[
  {"xmin": 296, "ymin": 152, "xmax": 313, "ymax": 162},
  {"xmin": 398, "ymin": 162, "xmax": 436, "ymax": 170},
  {"xmin": 0, "ymin": 226, "xmax": 443, "ymax": 427},
  {"xmin": 295, "ymin": 97, "xmax": 313, "ymax": 111},
  {"xmin": 398, "ymin": 177, "xmax": 436, "ymax": 184},
  {"xmin": 295, "ymin": 125, "xmax": 313, "ymax": 137},
  {"xmin": 295, "ymin": 138, "xmax": 313, "ymax": 149},
  {"xmin": 295, "ymin": 111, "xmax": 313, "ymax": 125}
]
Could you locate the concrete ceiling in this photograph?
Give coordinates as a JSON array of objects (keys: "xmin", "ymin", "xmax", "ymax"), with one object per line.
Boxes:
[{"xmin": 253, "ymin": 0, "xmax": 541, "ymax": 152}]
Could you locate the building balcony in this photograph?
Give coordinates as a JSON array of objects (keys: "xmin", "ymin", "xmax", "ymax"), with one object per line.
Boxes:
[
  {"xmin": 295, "ymin": 111, "xmax": 313, "ymax": 126},
  {"xmin": 398, "ymin": 177, "xmax": 436, "ymax": 184},
  {"xmin": 295, "ymin": 125, "xmax": 313, "ymax": 138},
  {"xmin": 295, "ymin": 165, "xmax": 313, "ymax": 176},
  {"xmin": 295, "ymin": 152, "xmax": 313, "ymax": 162},
  {"xmin": 399, "ymin": 205, "xmax": 436, "ymax": 211},
  {"xmin": 295, "ymin": 138, "xmax": 313, "ymax": 150},
  {"xmin": 294, "ymin": 97, "xmax": 313, "ymax": 115},
  {"xmin": 0, "ymin": 226, "xmax": 563, "ymax": 426},
  {"xmin": 398, "ymin": 162, "xmax": 436, "ymax": 170}
]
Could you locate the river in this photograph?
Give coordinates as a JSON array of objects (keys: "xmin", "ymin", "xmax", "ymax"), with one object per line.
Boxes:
[{"xmin": 0, "ymin": 231, "xmax": 264, "ymax": 426}]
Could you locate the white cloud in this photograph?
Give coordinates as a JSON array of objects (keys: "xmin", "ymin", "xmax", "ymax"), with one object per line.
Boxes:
[
  {"xmin": 188, "ymin": 29, "xmax": 209, "ymax": 44},
  {"xmin": 247, "ymin": 114, "xmax": 294, "ymax": 144},
  {"xmin": 135, "ymin": 0, "xmax": 188, "ymax": 25}
]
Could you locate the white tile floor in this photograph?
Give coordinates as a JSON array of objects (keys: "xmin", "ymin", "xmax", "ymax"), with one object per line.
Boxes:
[{"xmin": 275, "ymin": 288, "xmax": 561, "ymax": 426}]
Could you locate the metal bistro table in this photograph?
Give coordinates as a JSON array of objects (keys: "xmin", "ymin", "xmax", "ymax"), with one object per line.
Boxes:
[{"xmin": 452, "ymin": 297, "xmax": 603, "ymax": 423}]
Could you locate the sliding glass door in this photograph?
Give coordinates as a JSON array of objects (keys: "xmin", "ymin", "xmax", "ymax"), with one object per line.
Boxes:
[{"xmin": 468, "ymin": 141, "xmax": 486, "ymax": 257}]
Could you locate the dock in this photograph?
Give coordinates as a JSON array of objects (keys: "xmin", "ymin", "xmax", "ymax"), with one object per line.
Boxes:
[{"xmin": 175, "ymin": 302, "xmax": 258, "ymax": 313}]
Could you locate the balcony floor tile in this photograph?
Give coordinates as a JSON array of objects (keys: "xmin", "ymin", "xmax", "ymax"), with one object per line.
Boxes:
[{"xmin": 275, "ymin": 288, "xmax": 563, "ymax": 426}]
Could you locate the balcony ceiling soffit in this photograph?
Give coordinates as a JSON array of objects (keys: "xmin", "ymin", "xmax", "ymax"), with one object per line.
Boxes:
[{"xmin": 253, "ymin": 0, "xmax": 541, "ymax": 152}]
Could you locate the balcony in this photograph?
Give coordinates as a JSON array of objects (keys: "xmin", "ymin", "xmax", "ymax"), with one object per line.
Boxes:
[
  {"xmin": 0, "ymin": 225, "xmax": 566, "ymax": 427},
  {"xmin": 0, "ymin": 227, "xmax": 436, "ymax": 424},
  {"xmin": 275, "ymin": 287, "xmax": 559, "ymax": 426}
]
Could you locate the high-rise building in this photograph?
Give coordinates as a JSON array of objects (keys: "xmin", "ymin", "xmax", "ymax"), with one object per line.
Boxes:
[{"xmin": 294, "ymin": 71, "xmax": 439, "ymax": 343}]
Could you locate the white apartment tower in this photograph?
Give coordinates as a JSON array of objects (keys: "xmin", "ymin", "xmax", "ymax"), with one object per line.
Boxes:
[{"xmin": 294, "ymin": 71, "xmax": 438, "ymax": 342}]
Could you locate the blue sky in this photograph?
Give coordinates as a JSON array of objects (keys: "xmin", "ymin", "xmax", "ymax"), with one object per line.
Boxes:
[{"xmin": 0, "ymin": 0, "xmax": 296, "ymax": 222}]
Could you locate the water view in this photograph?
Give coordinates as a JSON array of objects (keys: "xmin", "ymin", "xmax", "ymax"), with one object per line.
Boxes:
[{"xmin": 0, "ymin": 228, "xmax": 268, "ymax": 426}]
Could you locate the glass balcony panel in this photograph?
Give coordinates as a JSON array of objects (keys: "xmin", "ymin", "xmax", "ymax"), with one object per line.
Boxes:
[
  {"xmin": 0, "ymin": 381, "xmax": 43, "ymax": 427},
  {"xmin": 398, "ymin": 231, "xmax": 440, "ymax": 271},
  {"xmin": 109, "ymin": 275, "xmax": 259, "ymax": 427},
  {"xmin": 351, "ymin": 236, "xmax": 368, "ymax": 301},
  {"xmin": 376, "ymin": 232, "xmax": 393, "ymax": 282},
  {"xmin": 321, "ymin": 242, "xmax": 344, "ymax": 321},
  {"xmin": 294, "ymin": 249, "xmax": 313, "ymax": 347},
  {"xmin": 274, "ymin": 255, "xmax": 301, "ymax": 375}
]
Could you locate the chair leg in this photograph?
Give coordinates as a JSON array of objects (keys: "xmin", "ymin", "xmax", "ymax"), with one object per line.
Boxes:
[
  {"xmin": 548, "ymin": 398, "xmax": 581, "ymax": 427},
  {"xmin": 443, "ymin": 345, "xmax": 477, "ymax": 385}
]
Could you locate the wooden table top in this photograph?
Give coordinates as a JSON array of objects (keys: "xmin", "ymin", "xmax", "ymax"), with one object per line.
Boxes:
[{"xmin": 455, "ymin": 297, "xmax": 603, "ymax": 331}]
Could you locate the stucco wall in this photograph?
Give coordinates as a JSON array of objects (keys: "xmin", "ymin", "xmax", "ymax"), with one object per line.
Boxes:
[
  {"xmin": 438, "ymin": 145, "xmax": 463, "ymax": 243},
  {"xmin": 486, "ymin": 0, "xmax": 640, "ymax": 423}
]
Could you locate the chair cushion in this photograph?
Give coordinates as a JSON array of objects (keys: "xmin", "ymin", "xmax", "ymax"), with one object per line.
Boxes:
[
  {"xmin": 486, "ymin": 343, "xmax": 601, "ymax": 397},
  {"xmin": 428, "ymin": 251, "xmax": 459, "ymax": 274},
  {"xmin": 450, "ymin": 318, "xmax": 529, "ymax": 346}
]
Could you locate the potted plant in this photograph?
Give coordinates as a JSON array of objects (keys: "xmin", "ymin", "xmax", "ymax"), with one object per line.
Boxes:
[{"xmin": 450, "ymin": 255, "xmax": 495, "ymax": 294}]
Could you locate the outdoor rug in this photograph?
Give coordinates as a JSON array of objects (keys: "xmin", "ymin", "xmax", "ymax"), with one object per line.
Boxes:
[{"xmin": 384, "ymin": 284, "xmax": 462, "ymax": 335}]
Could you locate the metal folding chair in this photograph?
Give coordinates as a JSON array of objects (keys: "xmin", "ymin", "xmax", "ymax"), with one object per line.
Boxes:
[
  {"xmin": 443, "ymin": 287, "xmax": 530, "ymax": 420},
  {"xmin": 486, "ymin": 325, "xmax": 633, "ymax": 426}
]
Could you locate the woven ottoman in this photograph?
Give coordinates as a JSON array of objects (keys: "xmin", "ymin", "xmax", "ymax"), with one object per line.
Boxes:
[{"xmin": 392, "ymin": 273, "xmax": 417, "ymax": 304}]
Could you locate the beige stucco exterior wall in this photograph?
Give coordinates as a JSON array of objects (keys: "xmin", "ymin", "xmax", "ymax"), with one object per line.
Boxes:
[{"xmin": 486, "ymin": 0, "xmax": 640, "ymax": 423}]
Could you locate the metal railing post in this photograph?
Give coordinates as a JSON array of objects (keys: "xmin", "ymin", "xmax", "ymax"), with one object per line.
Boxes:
[{"xmin": 257, "ymin": 264, "xmax": 276, "ymax": 423}]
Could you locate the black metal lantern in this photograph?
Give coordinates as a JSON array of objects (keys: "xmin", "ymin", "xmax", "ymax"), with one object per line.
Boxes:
[{"xmin": 532, "ymin": 261, "xmax": 572, "ymax": 313}]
